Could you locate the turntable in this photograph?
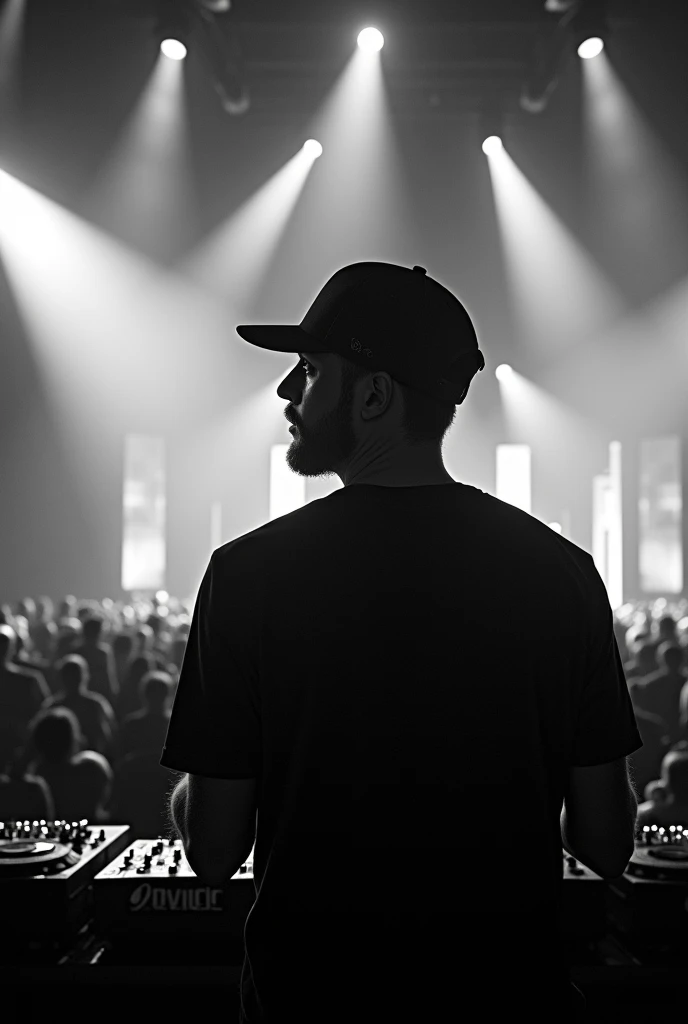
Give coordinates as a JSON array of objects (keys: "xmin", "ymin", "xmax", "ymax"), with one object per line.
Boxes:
[
  {"xmin": 0, "ymin": 819, "xmax": 131, "ymax": 958},
  {"xmin": 606, "ymin": 823, "xmax": 688, "ymax": 958}
]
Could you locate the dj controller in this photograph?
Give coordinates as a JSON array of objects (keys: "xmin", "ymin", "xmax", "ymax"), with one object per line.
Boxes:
[
  {"xmin": 606, "ymin": 824, "xmax": 688, "ymax": 962},
  {"xmin": 93, "ymin": 836, "xmax": 255, "ymax": 957},
  {"xmin": 0, "ymin": 819, "xmax": 131, "ymax": 959},
  {"xmin": 1, "ymin": 819, "xmax": 687, "ymax": 969}
]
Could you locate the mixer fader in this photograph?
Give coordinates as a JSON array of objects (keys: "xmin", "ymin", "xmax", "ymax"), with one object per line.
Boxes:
[{"xmin": 99, "ymin": 835, "xmax": 254, "ymax": 879}]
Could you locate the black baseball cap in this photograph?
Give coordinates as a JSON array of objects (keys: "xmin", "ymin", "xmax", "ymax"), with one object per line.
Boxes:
[{"xmin": 236, "ymin": 262, "xmax": 485, "ymax": 405}]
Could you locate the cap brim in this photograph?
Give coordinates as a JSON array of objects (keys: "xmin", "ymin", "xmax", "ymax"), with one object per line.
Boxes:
[{"xmin": 236, "ymin": 324, "xmax": 328, "ymax": 355}]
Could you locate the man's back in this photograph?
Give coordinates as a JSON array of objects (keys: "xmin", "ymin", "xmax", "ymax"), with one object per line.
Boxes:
[
  {"xmin": 161, "ymin": 482, "xmax": 641, "ymax": 1021},
  {"xmin": 0, "ymin": 663, "xmax": 48, "ymax": 725},
  {"xmin": 71, "ymin": 641, "xmax": 117, "ymax": 701},
  {"xmin": 47, "ymin": 690, "xmax": 114, "ymax": 753},
  {"xmin": 30, "ymin": 750, "xmax": 112, "ymax": 820}
]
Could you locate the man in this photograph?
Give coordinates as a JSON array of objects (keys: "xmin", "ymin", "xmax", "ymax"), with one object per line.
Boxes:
[
  {"xmin": 43, "ymin": 654, "xmax": 116, "ymax": 757},
  {"xmin": 70, "ymin": 615, "xmax": 119, "ymax": 703},
  {"xmin": 633, "ymin": 642, "xmax": 688, "ymax": 743},
  {"xmin": 116, "ymin": 671, "xmax": 172, "ymax": 762},
  {"xmin": 0, "ymin": 624, "xmax": 50, "ymax": 765},
  {"xmin": 160, "ymin": 262, "xmax": 641, "ymax": 1023}
]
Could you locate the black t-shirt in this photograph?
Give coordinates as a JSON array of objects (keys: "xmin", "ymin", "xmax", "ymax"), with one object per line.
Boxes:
[{"xmin": 160, "ymin": 482, "xmax": 642, "ymax": 1022}]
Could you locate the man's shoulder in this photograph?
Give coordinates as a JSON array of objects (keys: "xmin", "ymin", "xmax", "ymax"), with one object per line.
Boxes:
[
  {"xmin": 72, "ymin": 750, "xmax": 112, "ymax": 776},
  {"xmin": 5, "ymin": 664, "xmax": 43, "ymax": 684},
  {"xmin": 85, "ymin": 690, "xmax": 111, "ymax": 708}
]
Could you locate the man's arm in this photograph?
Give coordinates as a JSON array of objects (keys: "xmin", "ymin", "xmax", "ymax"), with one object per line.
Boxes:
[
  {"xmin": 169, "ymin": 773, "xmax": 259, "ymax": 886},
  {"xmin": 561, "ymin": 756, "xmax": 637, "ymax": 878}
]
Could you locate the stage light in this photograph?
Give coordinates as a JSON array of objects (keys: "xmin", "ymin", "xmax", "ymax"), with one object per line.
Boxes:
[
  {"xmin": 495, "ymin": 363, "xmax": 513, "ymax": 381},
  {"xmin": 161, "ymin": 38, "xmax": 187, "ymax": 60},
  {"xmin": 357, "ymin": 27, "xmax": 384, "ymax": 53},
  {"xmin": 482, "ymin": 135, "xmax": 503, "ymax": 156},
  {"xmin": 303, "ymin": 139, "xmax": 323, "ymax": 158},
  {"xmin": 578, "ymin": 36, "xmax": 604, "ymax": 59}
]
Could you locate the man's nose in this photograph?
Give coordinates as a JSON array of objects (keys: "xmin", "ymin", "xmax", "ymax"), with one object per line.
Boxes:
[{"xmin": 277, "ymin": 366, "xmax": 303, "ymax": 403}]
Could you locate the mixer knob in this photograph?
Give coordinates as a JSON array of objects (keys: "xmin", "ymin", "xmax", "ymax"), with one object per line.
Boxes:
[
  {"xmin": 168, "ymin": 864, "xmax": 178, "ymax": 875},
  {"xmin": 173, "ymin": 849, "xmax": 182, "ymax": 863},
  {"xmin": 98, "ymin": 829, "xmax": 106, "ymax": 843}
]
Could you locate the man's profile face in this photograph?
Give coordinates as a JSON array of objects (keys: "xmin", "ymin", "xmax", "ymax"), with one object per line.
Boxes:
[{"xmin": 277, "ymin": 352, "xmax": 359, "ymax": 481}]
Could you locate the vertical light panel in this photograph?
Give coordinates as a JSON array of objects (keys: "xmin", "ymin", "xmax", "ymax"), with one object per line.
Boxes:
[
  {"xmin": 592, "ymin": 441, "xmax": 623, "ymax": 610},
  {"xmin": 122, "ymin": 435, "xmax": 166, "ymax": 593},
  {"xmin": 607, "ymin": 441, "xmax": 623, "ymax": 609},
  {"xmin": 269, "ymin": 444, "xmax": 306, "ymax": 522},
  {"xmin": 496, "ymin": 444, "xmax": 531, "ymax": 514},
  {"xmin": 639, "ymin": 436, "xmax": 683, "ymax": 594}
]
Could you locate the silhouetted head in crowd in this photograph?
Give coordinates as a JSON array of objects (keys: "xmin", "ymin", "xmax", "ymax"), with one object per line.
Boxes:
[
  {"xmin": 17, "ymin": 598, "xmax": 36, "ymax": 624},
  {"xmin": 112, "ymin": 633, "xmax": 134, "ymax": 662},
  {"xmin": 134, "ymin": 625, "xmax": 155, "ymax": 654},
  {"xmin": 661, "ymin": 751, "xmax": 688, "ymax": 803},
  {"xmin": 54, "ymin": 621, "xmax": 82, "ymax": 662},
  {"xmin": 57, "ymin": 596, "xmax": 77, "ymax": 620},
  {"xmin": 658, "ymin": 615, "xmax": 678, "ymax": 642},
  {"xmin": 635, "ymin": 642, "xmax": 659, "ymax": 674},
  {"xmin": 12, "ymin": 615, "xmax": 30, "ymax": 646},
  {"xmin": 57, "ymin": 654, "xmax": 90, "ymax": 695},
  {"xmin": 126, "ymin": 654, "xmax": 156, "ymax": 688},
  {"xmin": 31, "ymin": 707, "xmax": 82, "ymax": 764},
  {"xmin": 36, "ymin": 596, "xmax": 54, "ymax": 623},
  {"xmin": 140, "ymin": 671, "xmax": 172, "ymax": 712},
  {"xmin": 0, "ymin": 625, "xmax": 17, "ymax": 666},
  {"xmin": 82, "ymin": 615, "xmax": 104, "ymax": 645},
  {"xmin": 146, "ymin": 613, "xmax": 162, "ymax": 637},
  {"xmin": 657, "ymin": 642, "xmax": 686, "ymax": 672}
]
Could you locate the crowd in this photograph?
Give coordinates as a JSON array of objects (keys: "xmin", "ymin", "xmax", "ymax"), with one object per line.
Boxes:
[
  {"xmin": 1, "ymin": 591, "xmax": 688, "ymax": 839},
  {"xmin": 0, "ymin": 592, "xmax": 190, "ymax": 835}
]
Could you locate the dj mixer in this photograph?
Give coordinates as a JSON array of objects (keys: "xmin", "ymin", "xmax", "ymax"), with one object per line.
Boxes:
[
  {"xmin": 93, "ymin": 836, "xmax": 255, "ymax": 955},
  {"xmin": 0, "ymin": 820, "xmax": 131, "ymax": 958},
  {"xmin": 2, "ymin": 816, "xmax": 687, "ymax": 973}
]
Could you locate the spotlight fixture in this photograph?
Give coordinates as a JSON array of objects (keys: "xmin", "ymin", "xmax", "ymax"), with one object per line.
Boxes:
[
  {"xmin": 357, "ymin": 27, "xmax": 384, "ymax": 52},
  {"xmin": 571, "ymin": 0, "xmax": 609, "ymax": 60},
  {"xmin": 154, "ymin": 0, "xmax": 249, "ymax": 114},
  {"xmin": 160, "ymin": 38, "xmax": 187, "ymax": 60},
  {"xmin": 482, "ymin": 136, "xmax": 503, "ymax": 156},
  {"xmin": 520, "ymin": 0, "xmax": 607, "ymax": 113},
  {"xmin": 495, "ymin": 364, "xmax": 513, "ymax": 381},
  {"xmin": 578, "ymin": 36, "xmax": 604, "ymax": 58},
  {"xmin": 303, "ymin": 139, "xmax": 323, "ymax": 158}
]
